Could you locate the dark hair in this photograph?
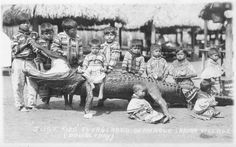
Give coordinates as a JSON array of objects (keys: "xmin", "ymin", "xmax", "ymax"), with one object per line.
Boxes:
[
  {"xmin": 103, "ymin": 26, "xmax": 117, "ymax": 36},
  {"xmin": 89, "ymin": 39, "xmax": 101, "ymax": 48},
  {"xmin": 200, "ymin": 79, "xmax": 212, "ymax": 92},
  {"xmin": 208, "ymin": 48, "xmax": 220, "ymax": 57},
  {"xmin": 61, "ymin": 18, "xmax": 77, "ymax": 30},
  {"xmin": 133, "ymin": 83, "xmax": 146, "ymax": 94},
  {"xmin": 176, "ymin": 48, "xmax": 188, "ymax": 56},
  {"xmin": 150, "ymin": 44, "xmax": 162, "ymax": 52},
  {"xmin": 130, "ymin": 39, "xmax": 143, "ymax": 48},
  {"xmin": 41, "ymin": 22, "xmax": 54, "ymax": 33}
]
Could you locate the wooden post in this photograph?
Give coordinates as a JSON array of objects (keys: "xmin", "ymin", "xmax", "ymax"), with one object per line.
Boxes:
[
  {"xmin": 202, "ymin": 20, "xmax": 208, "ymax": 71},
  {"xmin": 151, "ymin": 23, "xmax": 156, "ymax": 44},
  {"xmin": 225, "ymin": 19, "xmax": 233, "ymax": 78},
  {"xmin": 191, "ymin": 28, "xmax": 196, "ymax": 60},
  {"xmin": 118, "ymin": 27, "xmax": 122, "ymax": 49}
]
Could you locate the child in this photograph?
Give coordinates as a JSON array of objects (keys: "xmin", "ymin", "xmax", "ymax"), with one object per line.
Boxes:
[
  {"xmin": 34, "ymin": 22, "xmax": 54, "ymax": 72},
  {"xmin": 51, "ymin": 18, "xmax": 83, "ymax": 68},
  {"xmin": 127, "ymin": 83, "xmax": 166, "ymax": 124},
  {"xmin": 82, "ymin": 39, "xmax": 107, "ymax": 100},
  {"xmin": 146, "ymin": 44, "xmax": 168, "ymax": 81},
  {"xmin": 51, "ymin": 18, "xmax": 83, "ymax": 109},
  {"xmin": 168, "ymin": 49, "xmax": 198, "ymax": 108},
  {"xmin": 201, "ymin": 48, "xmax": 224, "ymax": 94},
  {"xmin": 192, "ymin": 79, "xmax": 220, "ymax": 120},
  {"xmin": 100, "ymin": 26, "xmax": 120, "ymax": 73},
  {"xmin": 11, "ymin": 20, "xmax": 38, "ymax": 111},
  {"xmin": 122, "ymin": 39, "xmax": 145, "ymax": 76}
]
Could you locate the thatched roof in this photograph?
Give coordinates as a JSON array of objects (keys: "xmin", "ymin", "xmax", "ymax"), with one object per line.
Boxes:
[
  {"xmin": 2, "ymin": 5, "xmax": 35, "ymax": 26},
  {"xmin": 153, "ymin": 3, "xmax": 206, "ymax": 28},
  {"xmin": 2, "ymin": 3, "xmax": 208, "ymax": 29}
]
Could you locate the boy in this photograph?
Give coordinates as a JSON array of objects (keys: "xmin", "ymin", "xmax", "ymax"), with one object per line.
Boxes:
[
  {"xmin": 51, "ymin": 18, "xmax": 83, "ymax": 109},
  {"xmin": 192, "ymin": 79, "xmax": 220, "ymax": 120},
  {"xmin": 122, "ymin": 39, "xmax": 145, "ymax": 76},
  {"xmin": 146, "ymin": 44, "xmax": 168, "ymax": 81},
  {"xmin": 11, "ymin": 20, "xmax": 38, "ymax": 111},
  {"xmin": 34, "ymin": 22, "xmax": 54, "ymax": 72},
  {"xmin": 127, "ymin": 83, "xmax": 167, "ymax": 124},
  {"xmin": 82, "ymin": 39, "xmax": 107, "ymax": 100},
  {"xmin": 168, "ymin": 49, "xmax": 198, "ymax": 109},
  {"xmin": 100, "ymin": 26, "xmax": 120, "ymax": 73},
  {"xmin": 32, "ymin": 22, "xmax": 54, "ymax": 108}
]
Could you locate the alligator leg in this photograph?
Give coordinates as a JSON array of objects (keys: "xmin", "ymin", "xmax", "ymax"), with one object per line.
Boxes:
[
  {"xmin": 97, "ymin": 98, "xmax": 106, "ymax": 107},
  {"xmin": 147, "ymin": 84, "xmax": 173, "ymax": 122},
  {"xmin": 64, "ymin": 94, "xmax": 72, "ymax": 110}
]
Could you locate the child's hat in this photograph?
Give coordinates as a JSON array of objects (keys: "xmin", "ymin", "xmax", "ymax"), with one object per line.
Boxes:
[
  {"xmin": 103, "ymin": 26, "xmax": 117, "ymax": 35},
  {"xmin": 130, "ymin": 39, "xmax": 143, "ymax": 48}
]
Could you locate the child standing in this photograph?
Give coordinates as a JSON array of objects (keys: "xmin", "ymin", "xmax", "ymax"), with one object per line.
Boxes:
[
  {"xmin": 11, "ymin": 20, "xmax": 38, "ymax": 111},
  {"xmin": 201, "ymin": 48, "xmax": 224, "ymax": 94},
  {"xmin": 34, "ymin": 22, "xmax": 54, "ymax": 72},
  {"xmin": 100, "ymin": 26, "xmax": 120, "ymax": 73},
  {"xmin": 127, "ymin": 83, "xmax": 166, "ymax": 124},
  {"xmin": 51, "ymin": 18, "xmax": 83, "ymax": 109},
  {"xmin": 168, "ymin": 49, "xmax": 198, "ymax": 108},
  {"xmin": 122, "ymin": 39, "xmax": 145, "ymax": 76},
  {"xmin": 192, "ymin": 79, "xmax": 220, "ymax": 120},
  {"xmin": 146, "ymin": 44, "xmax": 168, "ymax": 81},
  {"xmin": 82, "ymin": 39, "xmax": 107, "ymax": 100}
]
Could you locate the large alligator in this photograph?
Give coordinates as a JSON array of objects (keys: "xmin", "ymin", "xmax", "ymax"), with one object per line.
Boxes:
[{"xmin": 24, "ymin": 44, "xmax": 232, "ymax": 121}]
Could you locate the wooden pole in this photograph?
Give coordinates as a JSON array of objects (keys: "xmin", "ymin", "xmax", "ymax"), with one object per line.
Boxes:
[
  {"xmin": 225, "ymin": 19, "xmax": 233, "ymax": 78},
  {"xmin": 151, "ymin": 22, "xmax": 156, "ymax": 44},
  {"xmin": 202, "ymin": 20, "xmax": 208, "ymax": 71}
]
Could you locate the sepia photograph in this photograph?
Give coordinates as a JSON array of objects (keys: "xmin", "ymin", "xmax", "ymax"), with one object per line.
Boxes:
[{"xmin": 0, "ymin": 0, "xmax": 235, "ymax": 146}]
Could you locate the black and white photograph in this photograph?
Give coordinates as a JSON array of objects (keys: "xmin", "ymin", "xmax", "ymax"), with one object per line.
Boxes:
[{"xmin": 0, "ymin": 0, "xmax": 235, "ymax": 146}]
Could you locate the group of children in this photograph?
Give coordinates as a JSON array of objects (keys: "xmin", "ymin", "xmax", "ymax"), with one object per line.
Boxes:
[{"xmin": 11, "ymin": 17, "xmax": 225, "ymax": 122}]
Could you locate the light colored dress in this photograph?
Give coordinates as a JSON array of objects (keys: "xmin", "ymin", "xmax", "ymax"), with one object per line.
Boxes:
[
  {"xmin": 127, "ymin": 94, "xmax": 164, "ymax": 124},
  {"xmin": 193, "ymin": 91, "xmax": 219, "ymax": 118},
  {"xmin": 83, "ymin": 53, "xmax": 107, "ymax": 84},
  {"xmin": 201, "ymin": 58, "xmax": 224, "ymax": 94}
]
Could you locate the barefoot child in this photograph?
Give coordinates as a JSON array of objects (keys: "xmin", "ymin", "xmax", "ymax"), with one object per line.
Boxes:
[
  {"xmin": 122, "ymin": 39, "xmax": 145, "ymax": 76},
  {"xmin": 127, "ymin": 83, "xmax": 166, "ymax": 124},
  {"xmin": 192, "ymin": 79, "xmax": 221, "ymax": 120},
  {"xmin": 11, "ymin": 20, "xmax": 38, "ymax": 111},
  {"xmin": 82, "ymin": 39, "xmax": 107, "ymax": 100},
  {"xmin": 201, "ymin": 48, "xmax": 224, "ymax": 94},
  {"xmin": 146, "ymin": 44, "xmax": 168, "ymax": 81}
]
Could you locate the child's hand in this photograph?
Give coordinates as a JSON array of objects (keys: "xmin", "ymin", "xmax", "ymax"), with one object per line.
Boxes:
[{"xmin": 77, "ymin": 66, "xmax": 84, "ymax": 74}]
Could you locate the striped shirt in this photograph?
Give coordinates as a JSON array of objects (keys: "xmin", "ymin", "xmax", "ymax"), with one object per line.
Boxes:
[
  {"xmin": 100, "ymin": 41, "xmax": 120, "ymax": 69},
  {"xmin": 146, "ymin": 57, "xmax": 168, "ymax": 80},
  {"xmin": 122, "ymin": 51, "xmax": 145, "ymax": 74},
  {"xmin": 51, "ymin": 31, "xmax": 83, "ymax": 67},
  {"xmin": 11, "ymin": 31, "xmax": 36, "ymax": 60}
]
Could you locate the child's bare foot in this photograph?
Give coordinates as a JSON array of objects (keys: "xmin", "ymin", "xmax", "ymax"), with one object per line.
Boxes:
[{"xmin": 84, "ymin": 113, "xmax": 93, "ymax": 119}]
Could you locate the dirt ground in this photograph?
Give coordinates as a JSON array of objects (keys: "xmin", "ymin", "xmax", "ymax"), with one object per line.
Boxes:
[{"xmin": 1, "ymin": 73, "xmax": 233, "ymax": 144}]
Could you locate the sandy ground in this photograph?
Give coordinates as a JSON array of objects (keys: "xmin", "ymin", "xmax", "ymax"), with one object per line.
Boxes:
[{"xmin": 2, "ymin": 74, "xmax": 233, "ymax": 143}]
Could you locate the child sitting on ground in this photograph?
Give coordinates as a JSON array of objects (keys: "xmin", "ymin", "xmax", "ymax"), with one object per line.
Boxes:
[
  {"xmin": 122, "ymin": 39, "xmax": 145, "ymax": 76},
  {"xmin": 82, "ymin": 39, "xmax": 107, "ymax": 100},
  {"xmin": 146, "ymin": 44, "xmax": 168, "ymax": 81},
  {"xmin": 127, "ymin": 83, "xmax": 167, "ymax": 124},
  {"xmin": 168, "ymin": 49, "xmax": 198, "ymax": 109},
  {"xmin": 192, "ymin": 79, "xmax": 221, "ymax": 120},
  {"xmin": 201, "ymin": 48, "xmax": 224, "ymax": 94}
]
